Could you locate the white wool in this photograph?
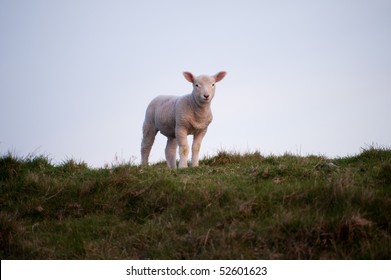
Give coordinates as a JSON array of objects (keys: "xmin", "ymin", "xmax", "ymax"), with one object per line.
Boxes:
[{"xmin": 141, "ymin": 71, "xmax": 226, "ymax": 168}]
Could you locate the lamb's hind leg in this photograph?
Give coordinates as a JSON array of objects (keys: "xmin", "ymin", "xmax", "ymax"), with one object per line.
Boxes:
[
  {"xmin": 141, "ymin": 123, "xmax": 158, "ymax": 165},
  {"xmin": 165, "ymin": 137, "xmax": 177, "ymax": 168}
]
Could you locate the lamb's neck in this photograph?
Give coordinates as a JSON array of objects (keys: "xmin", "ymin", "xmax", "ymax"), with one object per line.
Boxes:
[{"xmin": 190, "ymin": 93, "xmax": 211, "ymax": 117}]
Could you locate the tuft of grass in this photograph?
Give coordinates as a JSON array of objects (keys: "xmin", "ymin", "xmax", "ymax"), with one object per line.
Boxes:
[
  {"xmin": 1, "ymin": 147, "xmax": 391, "ymax": 259},
  {"xmin": 0, "ymin": 153, "xmax": 22, "ymax": 181}
]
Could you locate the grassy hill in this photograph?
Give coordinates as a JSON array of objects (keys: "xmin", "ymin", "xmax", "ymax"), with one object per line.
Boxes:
[{"xmin": 1, "ymin": 147, "xmax": 391, "ymax": 259}]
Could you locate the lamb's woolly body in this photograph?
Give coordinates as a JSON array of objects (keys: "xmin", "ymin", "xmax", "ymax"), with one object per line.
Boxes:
[{"xmin": 141, "ymin": 71, "xmax": 226, "ymax": 168}]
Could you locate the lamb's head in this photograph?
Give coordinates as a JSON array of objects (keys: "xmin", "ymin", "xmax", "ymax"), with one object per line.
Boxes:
[{"xmin": 183, "ymin": 71, "xmax": 226, "ymax": 105}]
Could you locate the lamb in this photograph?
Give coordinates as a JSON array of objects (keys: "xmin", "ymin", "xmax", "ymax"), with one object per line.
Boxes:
[{"xmin": 141, "ymin": 71, "xmax": 227, "ymax": 168}]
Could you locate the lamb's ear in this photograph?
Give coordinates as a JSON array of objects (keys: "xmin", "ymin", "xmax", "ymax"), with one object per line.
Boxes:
[
  {"xmin": 183, "ymin": 72, "xmax": 194, "ymax": 83},
  {"xmin": 214, "ymin": 71, "xmax": 227, "ymax": 82}
]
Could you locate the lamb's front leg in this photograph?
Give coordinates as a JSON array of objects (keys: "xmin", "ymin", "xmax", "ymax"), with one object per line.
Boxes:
[
  {"xmin": 165, "ymin": 137, "xmax": 178, "ymax": 168},
  {"xmin": 191, "ymin": 129, "xmax": 207, "ymax": 167},
  {"xmin": 176, "ymin": 128, "xmax": 189, "ymax": 168}
]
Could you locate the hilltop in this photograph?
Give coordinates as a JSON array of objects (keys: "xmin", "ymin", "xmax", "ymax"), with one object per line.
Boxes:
[{"xmin": 1, "ymin": 147, "xmax": 390, "ymax": 259}]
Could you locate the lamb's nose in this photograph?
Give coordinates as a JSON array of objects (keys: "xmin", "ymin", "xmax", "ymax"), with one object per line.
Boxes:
[{"xmin": 203, "ymin": 94, "xmax": 209, "ymax": 99}]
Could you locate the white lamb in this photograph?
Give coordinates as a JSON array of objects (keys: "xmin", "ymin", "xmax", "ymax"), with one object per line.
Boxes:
[{"xmin": 141, "ymin": 71, "xmax": 227, "ymax": 168}]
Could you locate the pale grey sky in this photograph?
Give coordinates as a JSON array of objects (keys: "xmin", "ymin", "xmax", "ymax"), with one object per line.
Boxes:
[{"xmin": 1, "ymin": 0, "xmax": 390, "ymax": 167}]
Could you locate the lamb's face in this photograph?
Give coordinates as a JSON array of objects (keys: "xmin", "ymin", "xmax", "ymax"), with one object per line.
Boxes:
[
  {"xmin": 183, "ymin": 71, "xmax": 226, "ymax": 105},
  {"xmin": 192, "ymin": 75, "xmax": 216, "ymax": 104}
]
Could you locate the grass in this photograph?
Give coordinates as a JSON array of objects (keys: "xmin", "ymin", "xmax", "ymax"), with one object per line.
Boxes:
[{"xmin": 1, "ymin": 147, "xmax": 391, "ymax": 259}]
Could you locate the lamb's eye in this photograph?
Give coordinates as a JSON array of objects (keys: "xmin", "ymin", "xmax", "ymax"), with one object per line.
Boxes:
[
  {"xmin": 212, "ymin": 83, "xmax": 215, "ymax": 87},
  {"xmin": 195, "ymin": 84, "xmax": 200, "ymax": 88}
]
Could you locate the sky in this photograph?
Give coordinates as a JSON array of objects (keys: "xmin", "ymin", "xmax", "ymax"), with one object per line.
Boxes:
[{"xmin": 1, "ymin": 0, "xmax": 390, "ymax": 167}]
